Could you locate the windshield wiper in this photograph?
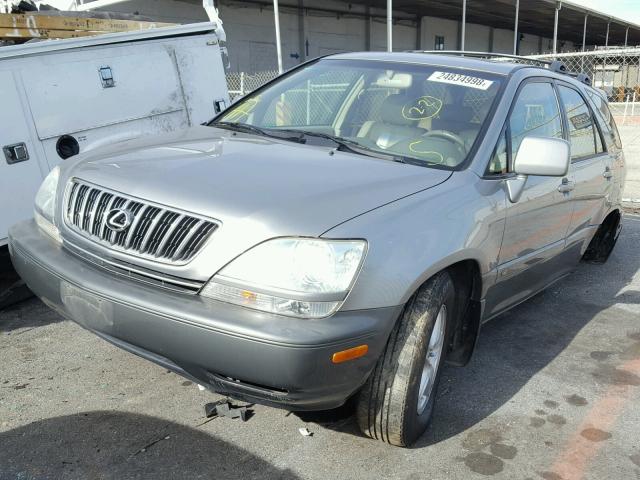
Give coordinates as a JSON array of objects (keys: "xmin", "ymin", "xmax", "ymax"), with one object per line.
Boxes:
[
  {"xmin": 211, "ymin": 122, "xmax": 306, "ymax": 143},
  {"xmin": 287, "ymin": 130, "xmax": 408, "ymax": 163},
  {"xmin": 211, "ymin": 124, "xmax": 430, "ymax": 166}
]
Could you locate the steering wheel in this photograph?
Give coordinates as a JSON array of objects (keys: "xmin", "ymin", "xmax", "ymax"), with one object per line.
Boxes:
[{"xmin": 421, "ymin": 130, "xmax": 468, "ymax": 154}]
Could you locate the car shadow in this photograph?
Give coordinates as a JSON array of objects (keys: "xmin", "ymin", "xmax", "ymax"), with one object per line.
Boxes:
[
  {"xmin": 0, "ymin": 296, "xmax": 63, "ymax": 333},
  {"xmin": 0, "ymin": 247, "xmax": 37, "ymax": 319},
  {"xmin": 0, "ymin": 411, "xmax": 300, "ymax": 480},
  {"xmin": 299, "ymin": 217, "xmax": 640, "ymax": 447}
]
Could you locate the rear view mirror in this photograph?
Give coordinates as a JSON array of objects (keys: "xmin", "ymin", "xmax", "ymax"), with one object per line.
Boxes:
[
  {"xmin": 513, "ymin": 136, "xmax": 570, "ymax": 177},
  {"xmin": 374, "ymin": 72, "xmax": 413, "ymax": 89}
]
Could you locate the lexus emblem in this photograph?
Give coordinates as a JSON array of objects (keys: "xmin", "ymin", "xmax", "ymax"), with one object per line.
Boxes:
[{"xmin": 105, "ymin": 208, "xmax": 133, "ymax": 232}]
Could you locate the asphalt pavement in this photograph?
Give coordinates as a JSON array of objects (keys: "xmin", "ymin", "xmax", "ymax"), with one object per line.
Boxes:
[
  {"xmin": 1, "ymin": 212, "xmax": 639, "ymax": 479},
  {"xmin": 1, "ymin": 126, "xmax": 640, "ymax": 479}
]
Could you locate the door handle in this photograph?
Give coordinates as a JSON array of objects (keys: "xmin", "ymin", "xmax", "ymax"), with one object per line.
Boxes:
[
  {"xmin": 557, "ymin": 178, "xmax": 575, "ymax": 194},
  {"xmin": 603, "ymin": 167, "xmax": 613, "ymax": 179},
  {"xmin": 3, "ymin": 143, "xmax": 29, "ymax": 165}
]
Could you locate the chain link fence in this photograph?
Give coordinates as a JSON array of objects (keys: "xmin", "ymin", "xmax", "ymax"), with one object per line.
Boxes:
[
  {"xmin": 529, "ymin": 48, "xmax": 640, "ymax": 125},
  {"xmin": 226, "ymin": 70, "xmax": 279, "ymax": 101},
  {"xmin": 226, "ymin": 50, "xmax": 640, "ymax": 125}
]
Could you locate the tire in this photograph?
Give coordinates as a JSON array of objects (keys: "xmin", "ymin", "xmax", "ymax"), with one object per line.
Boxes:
[
  {"xmin": 356, "ymin": 271, "xmax": 455, "ymax": 447},
  {"xmin": 582, "ymin": 212, "xmax": 621, "ymax": 264}
]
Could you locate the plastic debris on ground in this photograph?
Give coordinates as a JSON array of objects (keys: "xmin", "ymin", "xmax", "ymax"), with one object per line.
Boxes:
[{"xmin": 204, "ymin": 399, "xmax": 253, "ymax": 422}]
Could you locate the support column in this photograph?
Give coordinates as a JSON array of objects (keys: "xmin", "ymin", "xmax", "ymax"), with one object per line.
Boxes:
[
  {"xmin": 461, "ymin": 0, "xmax": 467, "ymax": 51},
  {"xmin": 416, "ymin": 16, "xmax": 422, "ymax": 50},
  {"xmin": 489, "ymin": 27, "xmax": 494, "ymax": 52},
  {"xmin": 552, "ymin": 1, "xmax": 561, "ymax": 55},
  {"xmin": 605, "ymin": 20, "xmax": 610, "ymax": 48},
  {"xmin": 387, "ymin": 0, "xmax": 393, "ymax": 52},
  {"xmin": 624, "ymin": 26, "xmax": 630, "ymax": 88},
  {"xmin": 513, "ymin": 0, "xmax": 519, "ymax": 55},
  {"xmin": 582, "ymin": 14, "xmax": 587, "ymax": 52},
  {"xmin": 625, "ymin": 26, "xmax": 629, "ymax": 47},
  {"xmin": 297, "ymin": 0, "xmax": 306, "ymax": 63},
  {"xmin": 365, "ymin": 5, "xmax": 372, "ymax": 51},
  {"xmin": 273, "ymin": 0, "xmax": 283, "ymax": 73}
]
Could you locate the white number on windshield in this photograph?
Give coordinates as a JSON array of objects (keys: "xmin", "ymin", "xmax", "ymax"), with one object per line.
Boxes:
[{"xmin": 427, "ymin": 71, "xmax": 494, "ymax": 90}]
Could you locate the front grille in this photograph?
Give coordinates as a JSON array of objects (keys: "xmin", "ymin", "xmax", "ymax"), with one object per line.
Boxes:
[{"xmin": 64, "ymin": 179, "xmax": 219, "ymax": 264}]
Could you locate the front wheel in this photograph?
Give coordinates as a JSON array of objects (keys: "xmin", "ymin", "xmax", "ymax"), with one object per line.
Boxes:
[{"xmin": 356, "ymin": 272, "xmax": 454, "ymax": 446}]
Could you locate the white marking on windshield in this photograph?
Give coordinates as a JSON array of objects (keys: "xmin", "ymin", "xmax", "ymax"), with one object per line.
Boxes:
[{"xmin": 427, "ymin": 71, "xmax": 494, "ymax": 90}]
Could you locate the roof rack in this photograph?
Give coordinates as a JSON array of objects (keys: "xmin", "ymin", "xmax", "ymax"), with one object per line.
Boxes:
[{"xmin": 408, "ymin": 50, "xmax": 591, "ymax": 86}]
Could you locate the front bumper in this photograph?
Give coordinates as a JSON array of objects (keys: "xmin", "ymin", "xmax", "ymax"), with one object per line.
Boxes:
[{"xmin": 9, "ymin": 220, "xmax": 401, "ymax": 410}]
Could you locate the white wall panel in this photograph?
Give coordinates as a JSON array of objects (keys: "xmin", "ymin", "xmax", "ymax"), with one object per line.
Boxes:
[{"xmin": 96, "ymin": 0, "xmax": 578, "ymax": 73}]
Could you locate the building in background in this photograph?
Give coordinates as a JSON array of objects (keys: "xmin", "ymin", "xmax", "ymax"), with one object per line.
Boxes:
[{"xmin": 27, "ymin": 0, "xmax": 640, "ymax": 73}]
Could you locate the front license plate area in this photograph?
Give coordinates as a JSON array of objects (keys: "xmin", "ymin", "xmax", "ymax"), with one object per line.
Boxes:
[{"xmin": 61, "ymin": 281, "xmax": 114, "ymax": 330}]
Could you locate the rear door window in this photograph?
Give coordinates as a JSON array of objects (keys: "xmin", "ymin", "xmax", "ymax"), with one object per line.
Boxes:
[
  {"xmin": 587, "ymin": 90, "xmax": 623, "ymax": 149},
  {"xmin": 557, "ymin": 86, "xmax": 598, "ymax": 160}
]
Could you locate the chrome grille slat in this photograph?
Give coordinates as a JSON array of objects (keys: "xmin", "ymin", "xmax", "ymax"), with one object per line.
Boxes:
[
  {"xmin": 114, "ymin": 200, "xmax": 138, "ymax": 247},
  {"xmin": 87, "ymin": 190, "xmax": 105, "ymax": 235},
  {"xmin": 80, "ymin": 188, "xmax": 99, "ymax": 231},
  {"xmin": 139, "ymin": 208, "xmax": 166, "ymax": 253},
  {"xmin": 154, "ymin": 214, "xmax": 185, "ymax": 258},
  {"xmin": 105, "ymin": 197, "xmax": 127, "ymax": 243},
  {"xmin": 64, "ymin": 179, "xmax": 218, "ymax": 264},
  {"xmin": 179, "ymin": 222, "xmax": 216, "ymax": 261},
  {"xmin": 72, "ymin": 185, "xmax": 89, "ymax": 226},
  {"xmin": 125, "ymin": 204, "xmax": 149, "ymax": 248},
  {"xmin": 67, "ymin": 183, "xmax": 80, "ymax": 220},
  {"xmin": 146, "ymin": 211, "xmax": 178, "ymax": 256},
  {"xmin": 164, "ymin": 217, "xmax": 196, "ymax": 258},
  {"xmin": 98, "ymin": 194, "xmax": 118, "ymax": 240},
  {"xmin": 172, "ymin": 219, "xmax": 204, "ymax": 261},
  {"xmin": 92, "ymin": 192, "xmax": 112, "ymax": 236}
]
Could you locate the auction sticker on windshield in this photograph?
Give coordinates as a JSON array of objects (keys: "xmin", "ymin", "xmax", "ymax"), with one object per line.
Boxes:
[{"xmin": 427, "ymin": 71, "xmax": 494, "ymax": 90}]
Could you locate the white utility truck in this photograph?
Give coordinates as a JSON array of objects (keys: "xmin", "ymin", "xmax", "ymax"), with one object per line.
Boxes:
[{"xmin": 0, "ymin": 21, "xmax": 229, "ymax": 248}]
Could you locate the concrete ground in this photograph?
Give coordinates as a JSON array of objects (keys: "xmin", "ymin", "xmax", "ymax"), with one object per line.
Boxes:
[{"xmin": 0, "ymin": 214, "xmax": 639, "ymax": 480}]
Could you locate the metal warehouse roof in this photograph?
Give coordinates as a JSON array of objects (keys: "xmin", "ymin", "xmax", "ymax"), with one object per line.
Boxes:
[{"xmin": 290, "ymin": 0, "xmax": 640, "ymax": 47}]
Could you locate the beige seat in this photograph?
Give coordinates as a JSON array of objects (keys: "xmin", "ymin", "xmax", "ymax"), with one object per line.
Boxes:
[{"xmin": 356, "ymin": 94, "xmax": 425, "ymax": 150}]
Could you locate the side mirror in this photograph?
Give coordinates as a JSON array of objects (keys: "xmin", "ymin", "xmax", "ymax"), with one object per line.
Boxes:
[
  {"xmin": 513, "ymin": 136, "xmax": 570, "ymax": 177},
  {"xmin": 506, "ymin": 136, "xmax": 570, "ymax": 203}
]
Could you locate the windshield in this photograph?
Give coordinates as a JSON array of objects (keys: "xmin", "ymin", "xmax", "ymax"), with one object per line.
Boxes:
[{"xmin": 215, "ymin": 59, "xmax": 503, "ymax": 169}]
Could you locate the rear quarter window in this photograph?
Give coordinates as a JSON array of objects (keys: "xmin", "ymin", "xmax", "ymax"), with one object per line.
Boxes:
[{"xmin": 587, "ymin": 90, "xmax": 622, "ymax": 149}]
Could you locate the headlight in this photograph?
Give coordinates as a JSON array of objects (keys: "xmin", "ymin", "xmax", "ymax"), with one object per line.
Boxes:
[
  {"xmin": 34, "ymin": 166, "xmax": 62, "ymax": 243},
  {"xmin": 35, "ymin": 166, "xmax": 60, "ymax": 222},
  {"xmin": 201, "ymin": 238, "xmax": 366, "ymax": 318}
]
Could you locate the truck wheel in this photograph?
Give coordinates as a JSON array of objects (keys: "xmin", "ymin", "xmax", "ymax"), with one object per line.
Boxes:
[{"xmin": 356, "ymin": 271, "xmax": 454, "ymax": 446}]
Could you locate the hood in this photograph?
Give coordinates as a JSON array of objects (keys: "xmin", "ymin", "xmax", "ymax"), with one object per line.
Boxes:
[
  {"xmin": 67, "ymin": 126, "xmax": 451, "ymax": 235},
  {"xmin": 60, "ymin": 126, "xmax": 451, "ymax": 279}
]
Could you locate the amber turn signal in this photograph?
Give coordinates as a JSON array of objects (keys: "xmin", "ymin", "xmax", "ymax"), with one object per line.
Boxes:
[{"xmin": 331, "ymin": 344, "xmax": 369, "ymax": 364}]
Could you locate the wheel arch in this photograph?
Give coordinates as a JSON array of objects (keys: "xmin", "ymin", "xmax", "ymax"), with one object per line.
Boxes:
[
  {"xmin": 443, "ymin": 259, "xmax": 483, "ymax": 366},
  {"xmin": 398, "ymin": 257, "xmax": 484, "ymax": 367},
  {"xmin": 582, "ymin": 208, "xmax": 622, "ymax": 264}
]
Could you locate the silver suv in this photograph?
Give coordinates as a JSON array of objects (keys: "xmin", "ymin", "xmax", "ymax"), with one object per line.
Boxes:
[{"xmin": 9, "ymin": 52, "xmax": 626, "ymax": 447}]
